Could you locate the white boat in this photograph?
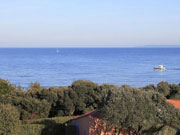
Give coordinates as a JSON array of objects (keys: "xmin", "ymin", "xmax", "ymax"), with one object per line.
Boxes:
[{"xmin": 154, "ymin": 65, "xmax": 165, "ymax": 70}]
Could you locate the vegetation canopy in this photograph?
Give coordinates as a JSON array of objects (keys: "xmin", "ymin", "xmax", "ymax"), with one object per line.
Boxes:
[
  {"xmin": 100, "ymin": 86, "xmax": 180, "ymax": 135},
  {"xmin": 0, "ymin": 78, "xmax": 180, "ymax": 135}
]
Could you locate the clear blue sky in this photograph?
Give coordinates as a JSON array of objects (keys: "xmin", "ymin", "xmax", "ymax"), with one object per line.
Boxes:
[{"xmin": 0, "ymin": 0, "xmax": 180, "ymax": 47}]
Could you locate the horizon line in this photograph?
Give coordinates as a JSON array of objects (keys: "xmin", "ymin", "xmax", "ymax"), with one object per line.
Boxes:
[{"xmin": 0, "ymin": 45, "xmax": 180, "ymax": 48}]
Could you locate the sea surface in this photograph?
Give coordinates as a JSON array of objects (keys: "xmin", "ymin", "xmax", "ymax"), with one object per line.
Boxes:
[{"xmin": 0, "ymin": 48, "xmax": 180, "ymax": 88}]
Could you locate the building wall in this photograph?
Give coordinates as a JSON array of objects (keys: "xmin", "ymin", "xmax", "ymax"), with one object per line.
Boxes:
[
  {"xmin": 72, "ymin": 116, "xmax": 90, "ymax": 135},
  {"xmin": 71, "ymin": 111, "xmax": 129, "ymax": 135}
]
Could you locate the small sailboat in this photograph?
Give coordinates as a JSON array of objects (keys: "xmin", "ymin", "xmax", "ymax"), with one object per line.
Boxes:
[{"xmin": 56, "ymin": 48, "xmax": 60, "ymax": 53}]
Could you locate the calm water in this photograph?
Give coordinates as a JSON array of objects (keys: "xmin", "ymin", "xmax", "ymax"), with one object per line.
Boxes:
[{"xmin": 0, "ymin": 48, "xmax": 180, "ymax": 88}]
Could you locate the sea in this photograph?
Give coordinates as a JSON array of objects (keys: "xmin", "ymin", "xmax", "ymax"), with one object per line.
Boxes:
[{"xmin": 0, "ymin": 48, "xmax": 180, "ymax": 88}]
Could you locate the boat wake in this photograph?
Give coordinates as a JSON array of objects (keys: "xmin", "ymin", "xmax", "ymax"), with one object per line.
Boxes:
[{"xmin": 167, "ymin": 68, "xmax": 180, "ymax": 71}]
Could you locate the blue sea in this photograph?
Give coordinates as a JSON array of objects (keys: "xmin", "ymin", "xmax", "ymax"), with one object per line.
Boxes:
[{"xmin": 0, "ymin": 48, "xmax": 180, "ymax": 88}]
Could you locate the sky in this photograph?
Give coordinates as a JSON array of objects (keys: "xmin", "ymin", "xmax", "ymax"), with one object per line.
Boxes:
[{"xmin": 0, "ymin": 0, "xmax": 180, "ymax": 48}]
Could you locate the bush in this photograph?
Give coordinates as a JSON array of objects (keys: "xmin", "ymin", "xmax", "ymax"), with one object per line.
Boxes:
[
  {"xmin": 71, "ymin": 80, "xmax": 101, "ymax": 114},
  {"xmin": 0, "ymin": 104, "xmax": 20, "ymax": 135},
  {"xmin": 18, "ymin": 98, "xmax": 51, "ymax": 120},
  {"xmin": 0, "ymin": 94, "xmax": 51, "ymax": 120},
  {"xmin": 28, "ymin": 116, "xmax": 74, "ymax": 125},
  {"xmin": 29, "ymin": 82, "xmax": 41, "ymax": 90},
  {"xmin": 169, "ymin": 84, "xmax": 180, "ymax": 100},
  {"xmin": 157, "ymin": 81, "xmax": 170, "ymax": 97},
  {"xmin": 0, "ymin": 79, "xmax": 13, "ymax": 95},
  {"xmin": 21, "ymin": 124, "xmax": 45, "ymax": 135},
  {"xmin": 156, "ymin": 126, "xmax": 177, "ymax": 135},
  {"xmin": 26, "ymin": 116, "xmax": 74, "ymax": 135},
  {"xmin": 27, "ymin": 87, "xmax": 59, "ymax": 117},
  {"xmin": 143, "ymin": 84, "xmax": 156, "ymax": 91}
]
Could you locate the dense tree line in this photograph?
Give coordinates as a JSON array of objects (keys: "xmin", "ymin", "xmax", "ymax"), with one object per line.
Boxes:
[
  {"xmin": 143, "ymin": 81, "xmax": 180, "ymax": 99},
  {"xmin": 0, "ymin": 79, "xmax": 104, "ymax": 120},
  {"xmin": 0, "ymin": 78, "xmax": 180, "ymax": 134}
]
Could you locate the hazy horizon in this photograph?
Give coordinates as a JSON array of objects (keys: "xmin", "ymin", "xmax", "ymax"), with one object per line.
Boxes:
[
  {"xmin": 0, "ymin": 0, "xmax": 180, "ymax": 47},
  {"xmin": 0, "ymin": 45, "xmax": 180, "ymax": 49}
]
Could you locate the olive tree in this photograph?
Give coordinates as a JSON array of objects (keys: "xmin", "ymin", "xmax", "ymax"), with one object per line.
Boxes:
[
  {"xmin": 157, "ymin": 81, "xmax": 170, "ymax": 97},
  {"xmin": 100, "ymin": 86, "xmax": 180, "ymax": 135}
]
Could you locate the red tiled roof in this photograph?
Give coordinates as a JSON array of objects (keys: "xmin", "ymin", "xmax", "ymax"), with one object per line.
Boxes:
[{"xmin": 167, "ymin": 99, "xmax": 180, "ymax": 109}]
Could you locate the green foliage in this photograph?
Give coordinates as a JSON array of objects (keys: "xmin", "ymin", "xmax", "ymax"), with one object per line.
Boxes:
[
  {"xmin": 62, "ymin": 90, "xmax": 75, "ymax": 116},
  {"xmin": 23, "ymin": 117, "xmax": 73, "ymax": 135},
  {"xmin": 21, "ymin": 123, "xmax": 75, "ymax": 135},
  {"xmin": 0, "ymin": 79, "xmax": 13, "ymax": 95},
  {"xmin": 19, "ymin": 98, "xmax": 51, "ymax": 120},
  {"xmin": 168, "ymin": 84, "xmax": 180, "ymax": 100},
  {"xmin": 71, "ymin": 80, "xmax": 101, "ymax": 114},
  {"xmin": 143, "ymin": 82, "xmax": 180, "ymax": 100},
  {"xmin": 21, "ymin": 124, "xmax": 45, "ymax": 135},
  {"xmin": 28, "ymin": 116, "xmax": 74, "ymax": 124},
  {"xmin": 156, "ymin": 126, "xmax": 177, "ymax": 135},
  {"xmin": 143, "ymin": 84, "xmax": 156, "ymax": 91},
  {"xmin": 29, "ymin": 82, "xmax": 41, "ymax": 90},
  {"xmin": 99, "ymin": 83, "xmax": 119, "ymax": 108},
  {"xmin": 27, "ymin": 87, "xmax": 58, "ymax": 104},
  {"xmin": 0, "ymin": 94, "xmax": 51, "ymax": 120},
  {"xmin": 27, "ymin": 87, "xmax": 59, "ymax": 117},
  {"xmin": 100, "ymin": 87, "xmax": 180, "ymax": 135},
  {"xmin": 1, "ymin": 78, "xmax": 180, "ymax": 135},
  {"xmin": 157, "ymin": 81, "xmax": 170, "ymax": 97},
  {"xmin": 0, "ymin": 104, "xmax": 21, "ymax": 135}
]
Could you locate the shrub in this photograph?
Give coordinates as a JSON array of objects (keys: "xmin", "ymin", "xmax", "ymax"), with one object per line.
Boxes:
[
  {"xmin": 27, "ymin": 87, "xmax": 59, "ymax": 117},
  {"xmin": 143, "ymin": 84, "xmax": 156, "ymax": 91},
  {"xmin": 29, "ymin": 82, "xmax": 41, "ymax": 90},
  {"xmin": 157, "ymin": 81, "xmax": 170, "ymax": 97},
  {"xmin": 0, "ymin": 95, "xmax": 51, "ymax": 120},
  {"xmin": 156, "ymin": 126, "xmax": 177, "ymax": 135},
  {"xmin": 18, "ymin": 98, "xmax": 51, "ymax": 120},
  {"xmin": 71, "ymin": 80, "xmax": 101, "ymax": 114},
  {"xmin": 26, "ymin": 116, "xmax": 74, "ymax": 135},
  {"xmin": 0, "ymin": 79, "xmax": 13, "ymax": 95},
  {"xmin": 21, "ymin": 124, "xmax": 45, "ymax": 135},
  {"xmin": 29, "ymin": 116, "xmax": 74, "ymax": 124},
  {"xmin": 0, "ymin": 104, "xmax": 20, "ymax": 135},
  {"xmin": 169, "ymin": 84, "xmax": 180, "ymax": 100}
]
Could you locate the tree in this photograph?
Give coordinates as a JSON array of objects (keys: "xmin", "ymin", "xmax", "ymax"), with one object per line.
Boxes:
[
  {"xmin": 0, "ymin": 94, "xmax": 51, "ymax": 120},
  {"xmin": 71, "ymin": 80, "xmax": 101, "ymax": 115},
  {"xmin": 143, "ymin": 84, "xmax": 156, "ymax": 91},
  {"xmin": 0, "ymin": 104, "xmax": 20, "ymax": 135},
  {"xmin": 100, "ymin": 87, "xmax": 180, "ymax": 135},
  {"xmin": 157, "ymin": 81, "xmax": 170, "ymax": 97},
  {"xmin": 168, "ymin": 84, "xmax": 180, "ymax": 100},
  {"xmin": 0, "ymin": 79, "xmax": 14, "ymax": 95},
  {"xmin": 29, "ymin": 82, "xmax": 41, "ymax": 89}
]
